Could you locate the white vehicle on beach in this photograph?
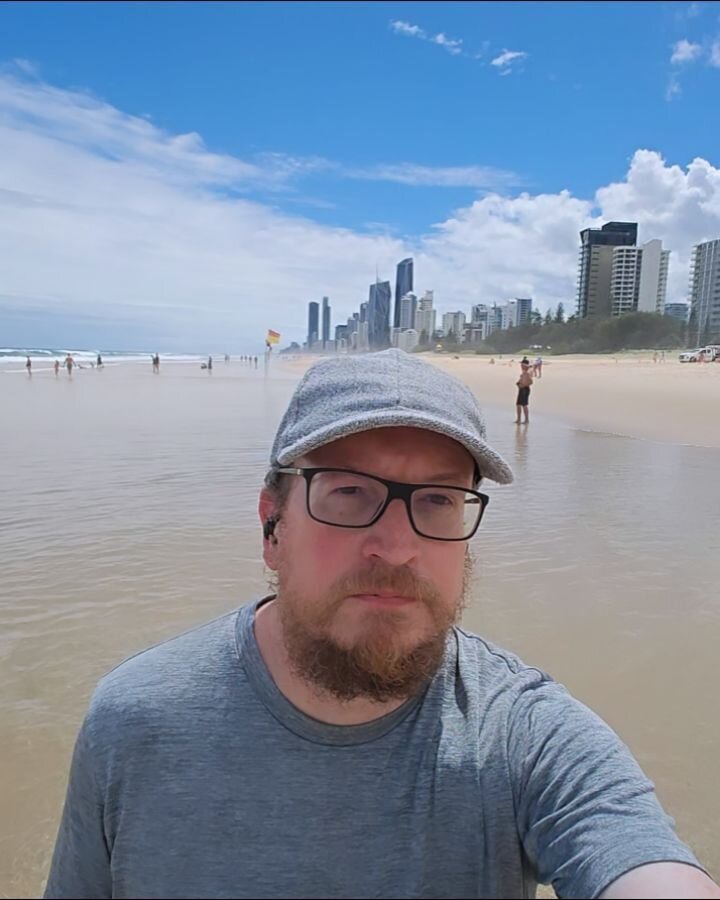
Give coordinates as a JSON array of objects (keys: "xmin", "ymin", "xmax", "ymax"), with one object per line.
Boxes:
[{"xmin": 679, "ymin": 346, "xmax": 720, "ymax": 362}]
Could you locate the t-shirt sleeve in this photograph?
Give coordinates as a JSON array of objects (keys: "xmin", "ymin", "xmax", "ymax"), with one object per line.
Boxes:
[
  {"xmin": 507, "ymin": 677, "xmax": 703, "ymax": 899},
  {"xmin": 43, "ymin": 716, "xmax": 111, "ymax": 899}
]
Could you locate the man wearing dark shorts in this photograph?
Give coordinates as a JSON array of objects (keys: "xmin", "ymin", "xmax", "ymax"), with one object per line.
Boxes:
[{"xmin": 515, "ymin": 362, "xmax": 533, "ymax": 424}]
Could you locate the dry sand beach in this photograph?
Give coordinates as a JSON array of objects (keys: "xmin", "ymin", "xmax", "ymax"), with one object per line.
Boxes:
[{"xmin": 1, "ymin": 352, "xmax": 718, "ymax": 896}]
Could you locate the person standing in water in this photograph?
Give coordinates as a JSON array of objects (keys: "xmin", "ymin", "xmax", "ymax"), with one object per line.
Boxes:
[
  {"xmin": 65, "ymin": 354, "xmax": 74, "ymax": 376},
  {"xmin": 25, "ymin": 356, "xmax": 32, "ymax": 376},
  {"xmin": 54, "ymin": 360, "xmax": 60, "ymax": 377},
  {"xmin": 515, "ymin": 361, "xmax": 533, "ymax": 425},
  {"xmin": 97, "ymin": 354, "xmax": 103, "ymax": 369}
]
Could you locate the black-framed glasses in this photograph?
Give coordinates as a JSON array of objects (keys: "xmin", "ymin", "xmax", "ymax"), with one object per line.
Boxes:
[{"xmin": 276, "ymin": 467, "xmax": 489, "ymax": 542}]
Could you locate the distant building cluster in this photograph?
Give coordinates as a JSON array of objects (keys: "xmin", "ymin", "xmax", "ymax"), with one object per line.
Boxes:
[
  {"xmin": 575, "ymin": 221, "xmax": 720, "ymax": 344},
  {"xmin": 305, "ymin": 258, "xmax": 537, "ymax": 354},
  {"xmin": 299, "ymin": 226, "xmax": 719, "ymax": 354}
]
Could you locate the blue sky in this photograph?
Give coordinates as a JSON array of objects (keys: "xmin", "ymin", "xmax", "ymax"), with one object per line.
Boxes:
[{"xmin": 1, "ymin": 1, "xmax": 719, "ymax": 350}]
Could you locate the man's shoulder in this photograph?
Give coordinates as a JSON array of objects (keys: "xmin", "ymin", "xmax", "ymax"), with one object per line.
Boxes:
[
  {"xmin": 85, "ymin": 606, "xmax": 247, "ymax": 735},
  {"xmin": 453, "ymin": 625, "xmax": 558, "ymax": 705}
]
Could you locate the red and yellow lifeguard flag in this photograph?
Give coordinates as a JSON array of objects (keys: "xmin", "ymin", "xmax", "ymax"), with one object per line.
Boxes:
[{"xmin": 266, "ymin": 329, "xmax": 281, "ymax": 345}]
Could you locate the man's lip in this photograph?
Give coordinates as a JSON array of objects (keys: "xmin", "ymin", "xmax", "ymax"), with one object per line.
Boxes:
[{"xmin": 349, "ymin": 593, "xmax": 416, "ymax": 605}]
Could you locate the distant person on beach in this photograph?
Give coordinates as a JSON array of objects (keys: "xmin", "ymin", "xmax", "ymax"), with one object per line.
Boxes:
[
  {"xmin": 254, "ymin": 355, "xmax": 258, "ymax": 368},
  {"xmin": 96, "ymin": 354, "xmax": 103, "ymax": 368},
  {"xmin": 25, "ymin": 356, "xmax": 32, "ymax": 375},
  {"xmin": 152, "ymin": 354, "xmax": 160, "ymax": 373},
  {"xmin": 53, "ymin": 360, "xmax": 60, "ymax": 376},
  {"xmin": 533, "ymin": 356, "xmax": 543, "ymax": 377},
  {"xmin": 207, "ymin": 356, "xmax": 213, "ymax": 371},
  {"xmin": 515, "ymin": 361, "xmax": 533, "ymax": 424},
  {"xmin": 44, "ymin": 348, "xmax": 718, "ymax": 900},
  {"xmin": 64, "ymin": 354, "xmax": 74, "ymax": 375}
]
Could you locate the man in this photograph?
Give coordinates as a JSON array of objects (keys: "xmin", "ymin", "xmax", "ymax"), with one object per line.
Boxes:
[
  {"xmin": 515, "ymin": 360, "xmax": 533, "ymax": 425},
  {"xmin": 45, "ymin": 349, "xmax": 717, "ymax": 900}
]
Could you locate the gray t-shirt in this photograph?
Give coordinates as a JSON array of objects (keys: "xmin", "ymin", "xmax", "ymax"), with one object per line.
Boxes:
[{"xmin": 45, "ymin": 598, "xmax": 700, "ymax": 899}]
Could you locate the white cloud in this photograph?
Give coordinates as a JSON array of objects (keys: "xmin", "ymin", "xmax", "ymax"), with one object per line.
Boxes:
[
  {"xmin": 670, "ymin": 38, "xmax": 702, "ymax": 64},
  {"xmin": 490, "ymin": 49, "xmax": 528, "ymax": 73},
  {"xmin": 666, "ymin": 74, "xmax": 682, "ymax": 100},
  {"xmin": 389, "ymin": 20, "xmax": 464, "ymax": 57},
  {"xmin": 2, "ymin": 75, "xmax": 720, "ymax": 350},
  {"xmin": 710, "ymin": 41, "xmax": 720, "ymax": 67},
  {"xmin": 348, "ymin": 163, "xmax": 517, "ymax": 189},
  {"xmin": 431, "ymin": 33, "xmax": 463, "ymax": 55},
  {"xmin": 389, "ymin": 20, "xmax": 426, "ymax": 39}
]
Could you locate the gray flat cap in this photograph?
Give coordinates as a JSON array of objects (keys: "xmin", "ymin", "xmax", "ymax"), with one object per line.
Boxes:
[{"xmin": 271, "ymin": 348, "xmax": 513, "ymax": 484}]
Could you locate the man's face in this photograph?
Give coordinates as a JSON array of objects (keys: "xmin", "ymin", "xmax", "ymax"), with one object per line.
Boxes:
[{"xmin": 260, "ymin": 427, "xmax": 476, "ymax": 702}]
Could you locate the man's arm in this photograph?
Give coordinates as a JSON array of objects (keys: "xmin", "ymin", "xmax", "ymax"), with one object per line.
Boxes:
[
  {"xmin": 601, "ymin": 862, "xmax": 720, "ymax": 899},
  {"xmin": 44, "ymin": 719, "xmax": 111, "ymax": 899},
  {"xmin": 508, "ymin": 678, "xmax": 710, "ymax": 900}
]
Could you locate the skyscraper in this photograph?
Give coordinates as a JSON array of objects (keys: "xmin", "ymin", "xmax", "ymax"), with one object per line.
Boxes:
[
  {"xmin": 608, "ymin": 239, "xmax": 669, "ymax": 317},
  {"xmin": 577, "ymin": 222, "xmax": 638, "ymax": 318},
  {"xmin": 368, "ymin": 281, "xmax": 392, "ymax": 350},
  {"xmin": 399, "ymin": 291, "xmax": 417, "ymax": 330},
  {"xmin": 415, "ymin": 292, "xmax": 436, "ymax": 343},
  {"xmin": 442, "ymin": 311, "xmax": 466, "ymax": 341},
  {"xmin": 307, "ymin": 301, "xmax": 319, "ymax": 348},
  {"xmin": 637, "ymin": 240, "xmax": 670, "ymax": 315},
  {"xmin": 515, "ymin": 298, "xmax": 532, "ymax": 326},
  {"xmin": 321, "ymin": 296, "xmax": 331, "ymax": 348},
  {"xmin": 688, "ymin": 239, "xmax": 720, "ymax": 345},
  {"xmin": 394, "ymin": 258, "xmax": 414, "ymax": 328}
]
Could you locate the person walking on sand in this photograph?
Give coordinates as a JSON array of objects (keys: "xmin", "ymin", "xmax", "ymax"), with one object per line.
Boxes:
[
  {"xmin": 515, "ymin": 361, "xmax": 533, "ymax": 424},
  {"xmin": 533, "ymin": 356, "xmax": 543, "ymax": 378},
  {"xmin": 25, "ymin": 356, "xmax": 32, "ymax": 376},
  {"xmin": 64, "ymin": 354, "xmax": 74, "ymax": 376},
  {"xmin": 54, "ymin": 360, "xmax": 60, "ymax": 377},
  {"xmin": 97, "ymin": 354, "xmax": 103, "ymax": 369}
]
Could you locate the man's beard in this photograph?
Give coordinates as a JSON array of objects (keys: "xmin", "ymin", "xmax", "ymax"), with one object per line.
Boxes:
[{"xmin": 275, "ymin": 558, "xmax": 471, "ymax": 704}]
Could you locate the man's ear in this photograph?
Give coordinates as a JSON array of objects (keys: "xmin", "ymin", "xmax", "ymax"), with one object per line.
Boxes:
[{"xmin": 258, "ymin": 488, "xmax": 281, "ymax": 570}]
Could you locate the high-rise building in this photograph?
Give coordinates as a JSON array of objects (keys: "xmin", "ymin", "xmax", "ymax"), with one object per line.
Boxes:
[
  {"xmin": 334, "ymin": 324, "xmax": 348, "ymax": 351},
  {"xmin": 368, "ymin": 281, "xmax": 391, "ymax": 350},
  {"xmin": 664, "ymin": 302, "xmax": 690, "ymax": 323},
  {"xmin": 321, "ymin": 296, "xmax": 331, "ymax": 348},
  {"xmin": 500, "ymin": 302, "xmax": 516, "ymax": 330},
  {"xmin": 577, "ymin": 222, "xmax": 638, "ymax": 318},
  {"xmin": 515, "ymin": 298, "xmax": 532, "ymax": 326},
  {"xmin": 610, "ymin": 246, "xmax": 643, "ymax": 317},
  {"xmin": 610, "ymin": 240, "xmax": 669, "ymax": 317},
  {"xmin": 490, "ymin": 304, "xmax": 504, "ymax": 334},
  {"xmin": 471, "ymin": 304, "xmax": 488, "ymax": 326},
  {"xmin": 397, "ymin": 329, "xmax": 419, "ymax": 352},
  {"xmin": 688, "ymin": 239, "xmax": 720, "ymax": 345},
  {"xmin": 442, "ymin": 311, "xmax": 466, "ymax": 341},
  {"xmin": 307, "ymin": 301, "xmax": 319, "ymax": 348},
  {"xmin": 399, "ymin": 292, "xmax": 417, "ymax": 330},
  {"xmin": 394, "ymin": 258, "xmax": 414, "ymax": 328},
  {"xmin": 637, "ymin": 240, "xmax": 669, "ymax": 314},
  {"xmin": 415, "ymin": 292, "xmax": 436, "ymax": 343}
]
